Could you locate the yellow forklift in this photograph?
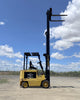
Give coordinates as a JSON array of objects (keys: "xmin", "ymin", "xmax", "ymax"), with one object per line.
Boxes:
[
  {"xmin": 20, "ymin": 8, "xmax": 67, "ymax": 88},
  {"xmin": 20, "ymin": 52, "xmax": 49, "ymax": 88}
]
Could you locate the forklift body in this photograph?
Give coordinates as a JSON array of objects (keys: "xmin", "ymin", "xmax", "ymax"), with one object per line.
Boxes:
[{"xmin": 20, "ymin": 70, "xmax": 45, "ymax": 87}]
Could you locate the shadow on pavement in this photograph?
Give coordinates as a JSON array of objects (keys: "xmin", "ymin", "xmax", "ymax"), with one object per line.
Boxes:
[{"xmin": 52, "ymin": 86, "xmax": 74, "ymax": 88}]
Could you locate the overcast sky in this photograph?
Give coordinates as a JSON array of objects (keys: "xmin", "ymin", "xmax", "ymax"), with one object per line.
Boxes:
[{"xmin": 0, "ymin": 0, "xmax": 80, "ymax": 72}]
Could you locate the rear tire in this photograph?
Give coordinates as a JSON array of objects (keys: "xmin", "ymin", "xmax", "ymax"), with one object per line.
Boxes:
[
  {"xmin": 42, "ymin": 80, "xmax": 49, "ymax": 88},
  {"xmin": 22, "ymin": 82, "xmax": 28, "ymax": 88}
]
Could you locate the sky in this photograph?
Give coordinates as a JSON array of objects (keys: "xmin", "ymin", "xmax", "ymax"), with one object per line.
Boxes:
[{"xmin": 0, "ymin": 0, "xmax": 80, "ymax": 72}]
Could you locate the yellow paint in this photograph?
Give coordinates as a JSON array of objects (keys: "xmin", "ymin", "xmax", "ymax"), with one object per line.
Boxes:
[{"xmin": 20, "ymin": 70, "xmax": 46, "ymax": 87}]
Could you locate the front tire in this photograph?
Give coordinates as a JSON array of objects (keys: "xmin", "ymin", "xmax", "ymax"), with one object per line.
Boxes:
[
  {"xmin": 22, "ymin": 82, "xmax": 28, "ymax": 88},
  {"xmin": 42, "ymin": 80, "xmax": 49, "ymax": 88}
]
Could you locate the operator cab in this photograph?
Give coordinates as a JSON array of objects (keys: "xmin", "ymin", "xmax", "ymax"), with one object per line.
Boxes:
[{"xmin": 23, "ymin": 52, "xmax": 44, "ymax": 73}]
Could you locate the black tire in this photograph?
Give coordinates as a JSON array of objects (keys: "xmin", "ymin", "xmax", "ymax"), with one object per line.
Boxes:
[
  {"xmin": 22, "ymin": 81, "xmax": 28, "ymax": 88},
  {"xmin": 42, "ymin": 80, "xmax": 49, "ymax": 88}
]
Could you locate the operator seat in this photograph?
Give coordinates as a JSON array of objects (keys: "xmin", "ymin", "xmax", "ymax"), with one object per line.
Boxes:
[{"xmin": 29, "ymin": 61, "xmax": 37, "ymax": 70}]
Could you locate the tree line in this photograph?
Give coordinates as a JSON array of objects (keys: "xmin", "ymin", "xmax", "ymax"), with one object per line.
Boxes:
[
  {"xmin": 0, "ymin": 70, "xmax": 80, "ymax": 77},
  {"xmin": 50, "ymin": 71, "xmax": 80, "ymax": 77}
]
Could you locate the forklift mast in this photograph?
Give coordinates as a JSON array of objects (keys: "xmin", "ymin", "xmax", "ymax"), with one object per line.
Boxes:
[
  {"xmin": 44, "ymin": 8, "xmax": 52, "ymax": 86},
  {"xmin": 45, "ymin": 8, "xmax": 67, "ymax": 87}
]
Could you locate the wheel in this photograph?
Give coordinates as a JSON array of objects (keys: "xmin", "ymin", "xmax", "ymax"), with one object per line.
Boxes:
[
  {"xmin": 22, "ymin": 82, "xmax": 28, "ymax": 88},
  {"xmin": 42, "ymin": 80, "xmax": 49, "ymax": 88}
]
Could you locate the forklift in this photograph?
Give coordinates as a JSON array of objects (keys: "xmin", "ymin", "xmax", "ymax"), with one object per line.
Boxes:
[
  {"xmin": 20, "ymin": 52, "xmax": 48, "ymax": 88},
  {"xmin": 20, "ymin": 8, "xmax": 67, "ymax": 88}
]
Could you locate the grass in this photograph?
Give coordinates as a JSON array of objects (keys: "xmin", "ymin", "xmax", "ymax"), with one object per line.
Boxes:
[{"xmin": 0, "ymin": 79, "xmax": 8, "ymax": 84}]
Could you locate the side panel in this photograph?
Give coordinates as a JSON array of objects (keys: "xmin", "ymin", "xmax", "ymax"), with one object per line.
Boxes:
[
  {"xmin": 28, "ymin": 75, "xmax": 45, "ymax": 86},
  {"xmin": 28, "ymin": 79, "xmax": 41, "ymax": 86}
]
